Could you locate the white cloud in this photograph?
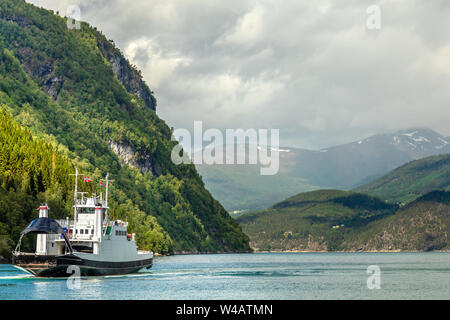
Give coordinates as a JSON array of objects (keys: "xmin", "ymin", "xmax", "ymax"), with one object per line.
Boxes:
[
  {"xmin": 215, "ymin": 4, "xmax": 265, "ymax": 46},
  {"xmin": 431, "ymin": 44, "xmax": 450, "ymax": 76},
  {"xmin": 124, "ymin": 38, "xmax": 191, "ymax": 87}
]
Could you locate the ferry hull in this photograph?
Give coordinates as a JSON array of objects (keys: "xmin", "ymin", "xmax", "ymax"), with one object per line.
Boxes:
[{"xmin": 13, "ymin": 254, "xmax": 153, "ymax": 277}]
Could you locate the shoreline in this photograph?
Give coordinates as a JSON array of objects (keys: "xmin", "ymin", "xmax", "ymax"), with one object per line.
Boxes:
[
  {"xmin": 247, "ymin": 249, "xmax": 450, "ymax": 253},
  {"xmin": 157, "ymin": 249, "xmax": 450, "ymax": 256}
]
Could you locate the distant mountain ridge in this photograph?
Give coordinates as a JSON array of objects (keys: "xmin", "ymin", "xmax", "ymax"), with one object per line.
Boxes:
[
  {"xmin": 288, "ymin": 128, "xmax": 449, "ymax": 188},
  {"xmin": 197, "ymin": 128, "xmax": 450, "ymax": 211},
  {"xmin": 373, "ymin": 128, "xmax": 449, "ymax": 156}
]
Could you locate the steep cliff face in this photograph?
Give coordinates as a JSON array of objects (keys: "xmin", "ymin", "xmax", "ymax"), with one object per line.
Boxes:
[
  {"xmin": 108, "ymin": 140, "xmax": 162, "ymax": 176},
  {"xmin": 97, "ymin": 37, "xmax": 156, "ymax": 111},
  {"xmin": 14, "ymin": 46, "xmax": 63, "ymax": 101},
  {"xmin": 1, "ymin": 11, "xmax": 155, "ymax": 110}
]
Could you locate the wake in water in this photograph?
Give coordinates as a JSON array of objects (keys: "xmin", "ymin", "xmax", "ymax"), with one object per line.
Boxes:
[
  {"xmin": 0, "ymin": 274, "xmax": 35, "ymax": 280},
  {"xmin": 0, "ymin": 265, "xmax": 154, "ymax": 282},
  {"xmin": 104, "ymin": 272, "xmax": 153, "ymax": 279}
]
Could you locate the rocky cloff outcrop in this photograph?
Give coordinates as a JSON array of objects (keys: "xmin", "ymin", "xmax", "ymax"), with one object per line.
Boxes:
[
  {"xmin": 13, "ymin": 46, "xmax": 63, "ymax": 101},
  {"xmin": 1, "ymin": 10, "xmax": 155, "ymax": 108},
  {"xmin": 97, "ymin": 39, "xmax": 156, "ymax": 111},
  {"xmin": 0, "ymin": 13, "xmax": 31, "ymax": 28},
  {"xmin": 108, "ymin": 140, "xmax": 162, "ymax": 176}
]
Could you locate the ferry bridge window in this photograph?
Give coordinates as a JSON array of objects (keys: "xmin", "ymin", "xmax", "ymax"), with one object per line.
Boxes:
[{"xmin": 78, "ymin": 208, "xmax": 95, "ymax": 214}]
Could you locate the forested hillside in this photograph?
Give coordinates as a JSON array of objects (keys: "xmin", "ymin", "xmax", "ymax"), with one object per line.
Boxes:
[
  {"xmin": 355, "ymin": 153, "xmax": 450, "ymax": 204},
  {"xmin": 0, "ymin": 109, "xmax": 73, "ymax": 259},
  {"xmin": 237, "ymin": 189, "xmax": 449, "ymax": 251},
  {"xmin": 0, "ymin": 0, "xmax": 250, "ymax": 259},
  {"xmin": 236, "ymin": 190, "xmax": 399, "ymax": 251},
  {"xmin": 341, "ymin": 191, "xmax": 449, "ymax": 251}
]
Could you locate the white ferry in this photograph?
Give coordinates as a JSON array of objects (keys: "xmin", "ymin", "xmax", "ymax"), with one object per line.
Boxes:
[{"xmin": 12, "ymin": 169, "xmax": 153, "ymax": 277}]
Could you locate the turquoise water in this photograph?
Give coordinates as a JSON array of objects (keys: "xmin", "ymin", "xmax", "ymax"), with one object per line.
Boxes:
[{"xmin": 0, "ymin": 252, "xmax": 449, "ymax": 300}]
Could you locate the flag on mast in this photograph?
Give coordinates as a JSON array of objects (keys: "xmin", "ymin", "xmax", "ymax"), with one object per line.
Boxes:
[{"xmin": 84, "ymin": 176, "xmax": 91, "ymax": 183}]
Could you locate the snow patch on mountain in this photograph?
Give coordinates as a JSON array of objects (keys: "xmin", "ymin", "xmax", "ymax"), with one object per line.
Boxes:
[
  {"xmin": 412, "ymin": 136, "xmax": 430, "ymax": 143},
  {"xmin": 401, "ymin": 131, "xmax": 419, "ymax": 137},
  {"xmin": 407, "ymin": 142, "xmax": 417, "ymax": 149},
  {"xmin": 438, "ymin": 137, "xmax": 448, "ymax": 145},
  {"xmin": 436, "ymin": 137, "xmax": 449, "ymax": 149}
]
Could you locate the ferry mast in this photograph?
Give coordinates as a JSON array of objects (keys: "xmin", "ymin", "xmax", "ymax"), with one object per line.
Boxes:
[{"xmin": 69, "ymin": 168, "xmax": 83, "ymax": 237}]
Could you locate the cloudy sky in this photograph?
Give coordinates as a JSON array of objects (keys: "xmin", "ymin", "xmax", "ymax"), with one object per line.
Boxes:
[{"xmin": 28, "ymin": 0, "xmax": 450, "ymax": 149}]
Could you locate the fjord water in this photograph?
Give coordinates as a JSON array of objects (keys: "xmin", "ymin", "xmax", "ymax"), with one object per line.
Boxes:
[{"xmin": 0, "ymin": 253, "xmax": 449, "ymax": 300}]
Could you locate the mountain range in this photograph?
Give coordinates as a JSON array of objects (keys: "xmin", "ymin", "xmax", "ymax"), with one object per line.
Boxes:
[{"xmin": 196, "ymin": 128, "xmax": 450, "ymax": 212}]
